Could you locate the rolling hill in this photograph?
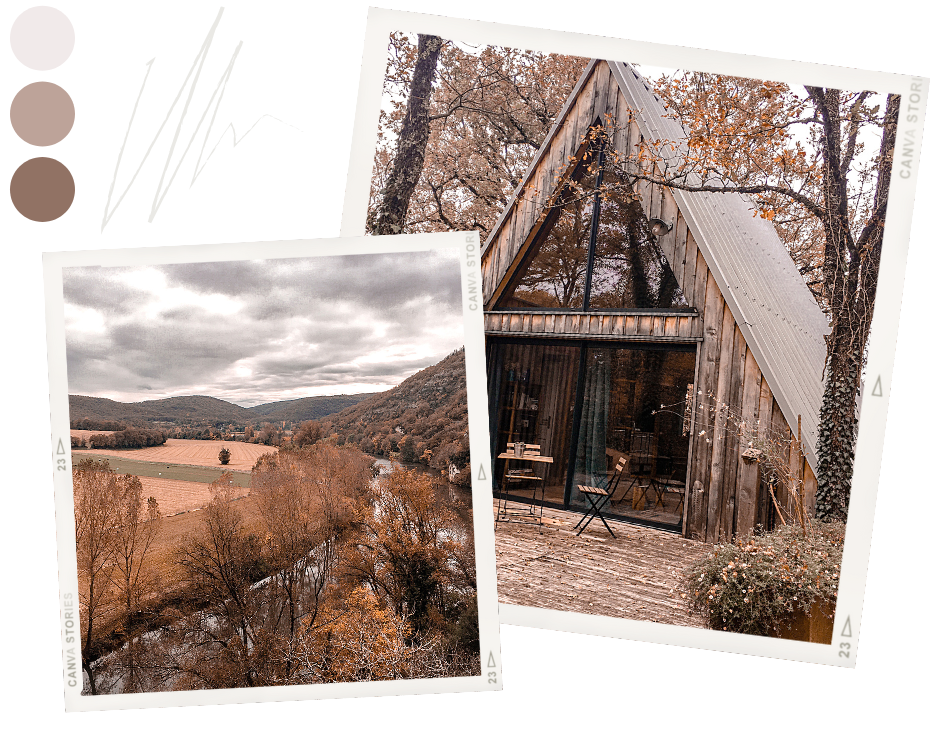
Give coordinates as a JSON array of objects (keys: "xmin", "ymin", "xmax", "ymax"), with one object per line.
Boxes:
[
  {"xmin": 248, "ymin": 394, "xmax": 373, "ymax": 422},
  {"xmin": 69, "ymin": 392, "xmax": 375, "ymax": 428},
  {"xmin": 68, "ymin": 352, "xmax": 470, "ymax": 478}
]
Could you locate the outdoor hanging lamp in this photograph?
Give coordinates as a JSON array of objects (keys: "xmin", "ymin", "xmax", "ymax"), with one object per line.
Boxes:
[{"xmin": 649, "ymin": 218, "xmax": 673, "ymax": 237}]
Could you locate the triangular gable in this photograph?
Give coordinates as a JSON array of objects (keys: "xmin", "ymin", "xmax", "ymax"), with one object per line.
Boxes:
[
  {"xmin": 481, "ymin": 59, "xmax": 828, "ymax": 469},
  {"xmin": 496, "ymin": 131, "xmax": 689, "ymax": 311}
]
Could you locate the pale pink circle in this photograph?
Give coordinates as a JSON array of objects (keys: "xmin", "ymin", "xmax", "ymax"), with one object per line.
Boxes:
[{"xmin": 10, "ymin": 7, "xmax": 75, "ymax": 71}]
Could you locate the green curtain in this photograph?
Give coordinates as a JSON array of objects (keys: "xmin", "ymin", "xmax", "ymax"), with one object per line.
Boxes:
[{"xmin": 573, "ymin": 352, "xmax": 611, "ymax": 508}]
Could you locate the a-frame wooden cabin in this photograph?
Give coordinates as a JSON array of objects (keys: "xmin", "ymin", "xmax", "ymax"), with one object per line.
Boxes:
[{"xmin": 482, "ymin": 60, "xmax": 829, "ymax": 543}]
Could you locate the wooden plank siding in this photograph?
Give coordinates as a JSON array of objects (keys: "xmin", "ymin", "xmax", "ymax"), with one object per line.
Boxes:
[
  {"xmin": 755, "ymin": 379, "xmax": 775, "ymax": 527},
  {"xmin": 687, "ymin": 267, "xmax": 725, "ymax": 541},
  {"xmin": 483, "ymin": 311, "xmax": 700, "ymax": 342},
  {"xmin": 735, "ymin": 351, "xmax": 764, "ymax": 533},
  {"xmin": 480, "ymin": 60, "xmax": 817, "ymax": 542},
  {"xmin": 704, "ymin": 304, "xmax": 736, "ymax": 544},
  {"xmin": 719, "ymin": 324, "xmax": 747, "ymax": 542}
]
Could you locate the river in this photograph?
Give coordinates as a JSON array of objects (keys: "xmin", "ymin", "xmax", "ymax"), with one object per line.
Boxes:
[{"xmin": 368, "ymin": 454, "xmax": 474, "ymax": 513}]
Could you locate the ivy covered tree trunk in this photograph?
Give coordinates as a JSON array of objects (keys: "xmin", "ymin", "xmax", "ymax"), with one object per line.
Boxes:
[
  {"xmin": 812, "ymin": 91, "xmax": 900, "ymax": 521},
  {"xmin": 368, "ymin": 34, "xmax": 442, "ymax": 235},
  {"xmin": 814, "ymin": 340, "xmax": 860, "ymax": 520}
]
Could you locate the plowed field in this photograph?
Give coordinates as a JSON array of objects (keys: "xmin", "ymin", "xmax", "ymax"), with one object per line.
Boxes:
[
  {"xmin": 76, "ymin": 438, "xmax": 276, "ymax": 471},
  {"xmin": 136, "ymin": 476, "xmax": 245, "ymax": 517}
]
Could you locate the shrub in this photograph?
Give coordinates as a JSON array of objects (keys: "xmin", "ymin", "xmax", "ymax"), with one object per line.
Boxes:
[
  {"xmin": 292, "ymin": 420, "xmax": 322, "ymax": 447},
  {"xmin": 218, "ymin": 448, "xmax": 231, "ymax": 465},
  {"xmin": 85, "ymin": 428, "xmax": 166, "ymax": 450},
  {"xmin": 398, "ymin": 435, "xmax": 416, "ymax": 463},
  {"xmin": 682, "ymin": 520, "xmax": 845, "ymax": 636},
  {"xmin": 449, "ymin": 464, "xmax": 471, "ymax": 487}
]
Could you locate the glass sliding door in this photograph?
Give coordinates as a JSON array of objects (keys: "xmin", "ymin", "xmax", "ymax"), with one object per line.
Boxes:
[
  {"xmin": 488, "ymin": 341, "xmax": 581, "ymax": 504},
  {"xmin": 488, "ymin": 338, "xmax": 696, "ymax": 530},
  {"xmin": 569, "ymin": 346, "xmax": 695, "ymax": 528}
]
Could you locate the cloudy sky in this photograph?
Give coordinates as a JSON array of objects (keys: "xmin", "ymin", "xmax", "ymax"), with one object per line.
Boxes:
[{"xmin": 63, "ymin": 249, "xmax": 464, "ymax": 406}]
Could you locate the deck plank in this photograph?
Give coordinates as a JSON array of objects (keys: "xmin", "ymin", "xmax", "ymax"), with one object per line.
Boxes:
[{"xmin": 494, "ymin": 500, "xmax": 710, "ymax": 627}]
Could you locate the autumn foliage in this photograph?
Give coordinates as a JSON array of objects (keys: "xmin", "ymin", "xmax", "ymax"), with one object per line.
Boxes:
[
  {"xmin": 74, "ymin": 459, "xmax": 161, "ymax": 694},
  {"xmin": 374, "ymin": 38, "xmax": 898, "ymax": 522},
  {"xmin": 74, "ymin": 443, "xmax": 480, "ymax": 693},
  {"xmin": 369, "ymin": 33, "xmax": 587, "ymax": 239}
]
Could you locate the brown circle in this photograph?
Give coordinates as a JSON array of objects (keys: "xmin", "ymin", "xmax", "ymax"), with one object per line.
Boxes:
[
  {"xmin": 10, "ymin": 157, "xmax": 74, "ymax": 221},
  {"xmin": 10, "ymin": 82, "xmax": 75, "ymax": 146}
]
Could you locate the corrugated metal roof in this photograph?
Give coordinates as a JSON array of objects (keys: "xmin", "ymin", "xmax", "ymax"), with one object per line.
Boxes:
[{"xmin": 609, "ymin": 61, "xmax": 828, "ymax": 468}]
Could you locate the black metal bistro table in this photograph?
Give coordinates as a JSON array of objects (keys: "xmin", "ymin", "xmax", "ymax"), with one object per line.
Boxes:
[{"xmin": 495, "ymin": 450, "xmax": 553, "ymax": 528}]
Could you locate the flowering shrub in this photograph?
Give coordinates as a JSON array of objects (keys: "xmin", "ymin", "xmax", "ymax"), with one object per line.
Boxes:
[{"xmin": 682, "ymin": 521, "xmax": 845, "ymax": 636}]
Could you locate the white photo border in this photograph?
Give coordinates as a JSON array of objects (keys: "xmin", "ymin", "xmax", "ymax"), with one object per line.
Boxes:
[
  {"xmin": 44, "ymin": 231, "xmax": 502, "ymax": 710},
  {"xmin": 340, "ymin": 8, "xmax": 929, "ymax": 667}
]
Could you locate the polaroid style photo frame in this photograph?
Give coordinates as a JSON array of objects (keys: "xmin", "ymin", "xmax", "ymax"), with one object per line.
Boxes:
[
  {"xmin": 340, "ymin": 8, "xmax": 927, "ymax": 666},
  {"xmin": 44, "ymin": 231, "xmax": 501, "ymax": 709}
]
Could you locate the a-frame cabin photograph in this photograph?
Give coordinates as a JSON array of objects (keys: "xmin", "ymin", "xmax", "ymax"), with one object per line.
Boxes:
[
  {"xmin": 363, "ymin": 35, "xmax": 897, "ymax": 635},
  {"xmin": 481, "ymin": 60, "xmax": 827, "ymax": 544}
]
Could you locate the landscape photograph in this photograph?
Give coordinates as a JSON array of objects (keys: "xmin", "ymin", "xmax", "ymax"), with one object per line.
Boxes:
[
  {"xmin": 354, "ymin": 32, "xmax": 901, "ymax": 644},
  {"xmin": 60, "ymin": 246, "xmax": 487, "ymax": 696}
]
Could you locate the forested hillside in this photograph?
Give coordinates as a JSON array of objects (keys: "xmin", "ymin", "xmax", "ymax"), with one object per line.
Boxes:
[
  {"xmin": 249, "ymin": 394, "xmax": 373, "ymax": 422},
  {"xmin": 322, "ymin": 349, "xmax": 471, "ymax": 482}
]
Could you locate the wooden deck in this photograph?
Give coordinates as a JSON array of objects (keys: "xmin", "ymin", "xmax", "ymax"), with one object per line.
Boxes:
[{"xmin": 494, "ymin": 499, "xmax": 710, "ymax": 627}]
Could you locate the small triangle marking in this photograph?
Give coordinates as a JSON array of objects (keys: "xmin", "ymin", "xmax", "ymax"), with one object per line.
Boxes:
[
  {"xmin": 56, "ymin": 438, "xmax": 65, "ymax": 455},
  {"xmin": 871, "ymin": 376, "xmax": 883, "ymax": 397},
  {"xmin": 841, "ymin": 616, "xmax": 852, "ymax": 638},
  {"xmin": 477, "ymin": 464, "xmax": 487, "ymax": 481},
  {"xmin": 487, "ymin": 651, "xmax": 496, "ymax": 668}
]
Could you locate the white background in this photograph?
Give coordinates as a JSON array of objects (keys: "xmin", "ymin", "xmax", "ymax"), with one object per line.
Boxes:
[{"xmin": 1, "ymin": 0, "xmax": 944, "ymax": 745}]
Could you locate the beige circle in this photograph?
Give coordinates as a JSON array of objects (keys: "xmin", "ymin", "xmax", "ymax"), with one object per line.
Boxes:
[
  {"xmin": 11, "ymin": 82, "xmax": 74, "ymax": 146},
  {"xmin": 10, "ymin": 7, "xmax": 75, "ymax": 70}
]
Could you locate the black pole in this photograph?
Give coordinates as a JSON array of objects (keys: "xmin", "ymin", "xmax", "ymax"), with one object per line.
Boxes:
[{"xmin": 581, "ymin": 135, "xmax": 607, "ymax": 312}]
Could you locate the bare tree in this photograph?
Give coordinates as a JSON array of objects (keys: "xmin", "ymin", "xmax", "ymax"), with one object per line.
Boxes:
[
  {"xmin": 368, "ymin": 34, "xmax": 443, "ymax": 235},
  {"xmin": 112, "ymin": 475, "xmax": 161, "ymax": 692},
  {"xmin": 369, "ymin": 36, "xmax": 586, "ymax": 238},
  {"xmin": 74, "ymin": 459, "xmax": 120, "ymax": 695},
  {"xmin": 174, "ymin": 479, "xmax": 270, "ymax": 689}
]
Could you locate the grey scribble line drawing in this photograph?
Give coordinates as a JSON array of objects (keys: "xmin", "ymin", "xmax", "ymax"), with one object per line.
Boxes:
[
  {"xmin": 101, "ymin": 7, "xmax": 300, "ymax": 230},
  {"xmin": 193, "ymin": 114, "xmax": 304, "ymax": 185}
]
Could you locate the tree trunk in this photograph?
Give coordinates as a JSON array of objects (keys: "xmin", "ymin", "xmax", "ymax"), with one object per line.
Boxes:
[
  {"xmin": 814, "ymin": 335, "xmax": 860, "ymax": 520},
  {"xmin": 368, "ymin": 34, "xmax": 442, "ymax": 235},
  {"xmin": 84, "ymin": 576, "xmax": 99, "ymax": 695},
  {"xmin": 814, "ymin": 92, "xmax": 900, "ymax": 521}
]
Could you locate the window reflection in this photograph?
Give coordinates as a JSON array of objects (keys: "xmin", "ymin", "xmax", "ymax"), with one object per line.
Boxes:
[
  {"xmin": 498, "ymin": 139, "xmax": 689, "ymax": 312},
  {"xmin": 487, "ymin": 342, "xmax": 581, "ymax": 504},
  {"xmin": 569, "ymin": 347, "xmax": 695, "ymax": 528},
  {"xmin": 501, "ymin": 165, "xmax": 598, "ymax": 309},
  {"xmin": 589, "ymin": 170, "xmax": 688, "ymax": 309},
  {"xmin": 488, "ymin": 339, "xmax": 697, "ymax": 531}
]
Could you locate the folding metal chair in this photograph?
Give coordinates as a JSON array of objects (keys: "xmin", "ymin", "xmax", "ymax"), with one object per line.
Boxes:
[
  {"xmin": 649, "ymin": 457, "xmax": 687, "ymax": 515},
  {"xmin": 574, "ymin": 457, "xmax": 626, "ymax": 537},
  {"xmin": 626, "ymin": 432, "xmax": 656, "ymax": 511}
]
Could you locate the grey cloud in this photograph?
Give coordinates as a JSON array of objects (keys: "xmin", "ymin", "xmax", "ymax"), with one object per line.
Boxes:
[
  {"xmin": 62, "ymin": 268, "xmax": 151, "ymax": 315},
  {"xmin": 63, "ymin": 250, "xmax": 464, "ymax": 404}
]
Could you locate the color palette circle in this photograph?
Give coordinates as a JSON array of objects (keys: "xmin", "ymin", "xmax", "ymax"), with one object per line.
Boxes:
[
  {"xmin": 10, "ymin": 6, "xmax": 74, "ymax": 70},
  {"xmin": 11, "ymin": 82, "xmax": 75, "ymax": 146},
  {"xmin": 10, "ymin": 157, "xmax": 75, "ymax": 221}
]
